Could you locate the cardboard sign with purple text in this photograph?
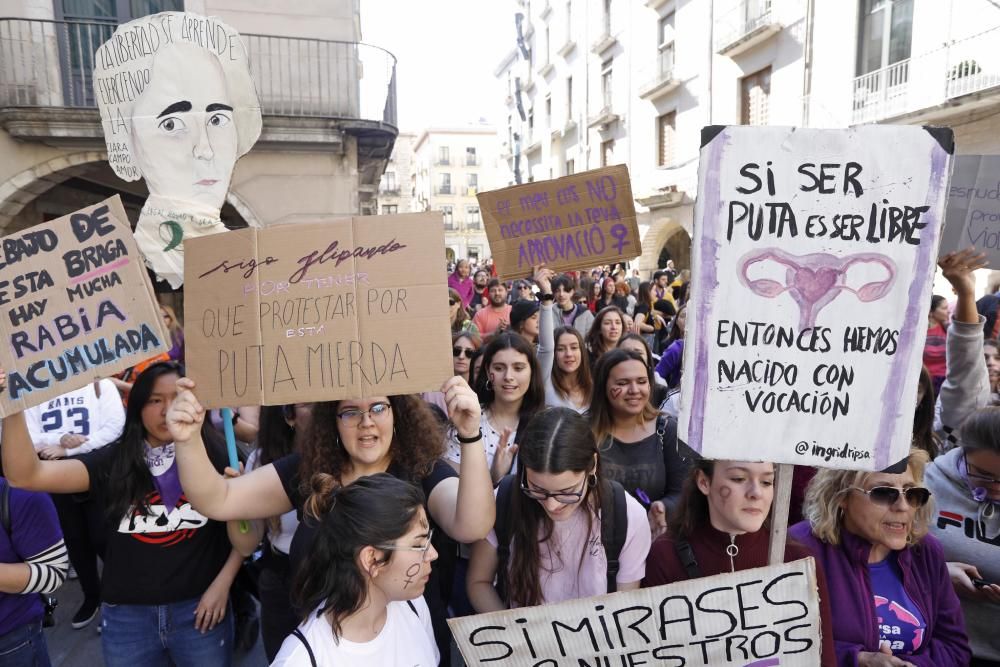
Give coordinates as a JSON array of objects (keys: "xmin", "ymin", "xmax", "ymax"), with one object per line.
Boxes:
[
  {"xmin": 679, "ymin": 126, "xmax": 952, "ymax": 471},
  {"xmin": 478, "ymin": 165, "xmax": 641, "ymax": 280}
]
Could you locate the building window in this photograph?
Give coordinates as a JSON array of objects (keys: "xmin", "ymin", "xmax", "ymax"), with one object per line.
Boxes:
[
  {"xmin": 383, "ymin": 171, "xmax": 397, "ymax": 192},
  {"xmin": 467, "ymin": 173, "xmax": 478, "ymax": 192},
  {"xmin": 658, "ymin": 12, "xmax": 675, "ymax": 77},
  {"xmin": 566, "ymin": 76, "xmax": 574, "ymax": 119},
  {"xmin": 441, "ymin": 205, "xmax": 454, "ymax": 227},
  {"xmin": 544, "ymin": 26, "xmax": 550, "ymax": 64},
  {"xmin": 657, "ymin": 112, "xmax": 676, "ymax": 167},
  {"xmin": 601, "ymin": 140, "xmax": 614, "ymax": 167},
  {"xmin": 438, "ymin": 146, "xmax": 450, "ymax": 165},
  {"xmin": 527, "ymin": 108, "xmax": 534, "ymax": 143},
  {"xmin": 603, "ymin": 0, "xmax": 612, "ymax": 34},
  {"xmin": 382, "ymin": 204, "xmax": 398, "ymax": 215},
  {"xmin": 566, "ymin": 159, "xmax": 575, "ymax": 175},
  {"xmin": 466, "ymin": 205, "xmax": 481, "ymax": 227},
  {"xmin": 468, "ymin": 246, "xmax": 482, "ymax": 262},
  {"xmin": 856, "ymin": 0, "xmax": 913, "ymax": 76},
  {"xmin": 439, "ymin": 173, "xmax": 452, "ymax": 195},
  {"xmin": 545, "ymin": 94, "xmax": 552, "ymax": 126},
  {"xmin": 465, "ymin": 147, "xmax": 477, "ymax": 166},
  {"xmin": 740, "ymin": 66, "xmax": 771, "ymax": 126},
  {"xmin": 601, "ymin": 60, "xmax": 613, "ymax": 109}
]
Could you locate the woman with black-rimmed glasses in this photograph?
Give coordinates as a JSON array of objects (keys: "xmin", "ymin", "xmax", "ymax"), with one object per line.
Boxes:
[
  {"xmin": 790, "ymin": 448, "xmax": 971, "ymax": 666},
  {"xmin": 271, "ymin": 474, "xmax": 439, "ymax": 666},
  {"xmin": 466, "ymin": 408, "xmax": 650, "ymax": 611}
]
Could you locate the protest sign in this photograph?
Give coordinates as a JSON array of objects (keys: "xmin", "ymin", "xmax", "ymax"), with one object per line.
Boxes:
[
  {"xmin": 183, "ymin": 213, "xmax": 453, "ymax": 408},
  {"xmin": 94, "ymin": 11, "xmax": 262, "ymax": 288},
  {"xmin": 940, "ymin": 155, "xmax": 1000, "ymax": 267},
  {"xmin": 449, "ymin": 558, "xmax": 821, "ymax": 667},
  {"xmin": 0, "ymin": 196, "xmax": 169, "ymax": 415},
  {"xmin": 478, "ymin": 165, "xmax": 641, "ymax": 279},
  {"xmin": 679, "ymin": 125, "xmax": 952, "ymax": 471}
]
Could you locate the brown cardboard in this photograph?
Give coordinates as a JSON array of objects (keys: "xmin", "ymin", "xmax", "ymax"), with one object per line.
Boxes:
[
  {"xmin": 183, "ymin": 212, "xmax": 453, "ymax": 408},
  {"xmin": 0, "ymin": 196, "xmax": 170, "ymax": 416},
  {"xmin": 477, "ymin": 164, "xmax": 641, "ymax": 279}
]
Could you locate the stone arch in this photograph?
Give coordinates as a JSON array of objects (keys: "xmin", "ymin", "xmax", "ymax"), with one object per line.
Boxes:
[
  {"xmin": 0, "ymin": 151, "xmax": 107, "ymax": 232},
  {"xmin": 639, "ymin": 218, "xmax": 691, "ymax": 272}
]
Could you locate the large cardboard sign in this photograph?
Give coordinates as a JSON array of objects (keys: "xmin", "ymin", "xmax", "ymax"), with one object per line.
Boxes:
[
  {"xmin": 478, "ymin": 165, "xmax": 641, "ymax": 279},
  {"xmin": 449, "ymin": 558, "xmax": 821, "ymax": 666},
  {"xmin": 93, "ymin": 11, "xmax": 262, "ymax": 288},
  {"xmin": 0, "ymin": 196, "xmax": 169, "ymax": 415},
  {"xmin": 680, "ymin": 126, "xmax": 952, "ymax": 471},
  {"xmin": 183, "ymin": 213, "xmax": 453, "ymax": 408},
  {"xmin": 940, "ymin": 155, "xmax": 1000, "ymax": 267}
]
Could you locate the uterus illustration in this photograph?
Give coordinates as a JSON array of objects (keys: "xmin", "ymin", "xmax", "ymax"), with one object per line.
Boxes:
[{"xmin": 737, "ymin": 248, "xmax": 897, "ymax": 330}]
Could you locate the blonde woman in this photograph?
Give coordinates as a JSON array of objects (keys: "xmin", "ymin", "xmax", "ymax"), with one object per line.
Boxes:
[{"xmin": 790, "ymin": 449, "xmax": 970, "ymax": 666}]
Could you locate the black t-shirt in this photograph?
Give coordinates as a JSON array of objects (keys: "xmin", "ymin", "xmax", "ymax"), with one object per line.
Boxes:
[
  {"xmin": 600, "ymin": 416, "xmax": 688, "ymax": 514},
  {"xmin": 272, "ymin": 453, "xmax": 458, "ymax": 662},
  {"xmin": 79, "ymin": 441, "xmax": 231, "ymax": 605}
]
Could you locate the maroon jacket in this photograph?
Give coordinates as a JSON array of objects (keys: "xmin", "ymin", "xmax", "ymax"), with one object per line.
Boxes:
[
  {"xmin": 643, "ymin": 522, "xmax": 837, "ymax": 667},
  {"xmin": 789, "ymin": 522, "xmax": 970, "ymax": 666}
]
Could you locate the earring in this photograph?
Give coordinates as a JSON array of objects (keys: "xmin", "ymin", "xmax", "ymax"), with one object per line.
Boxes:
[{"xmin": 486, "ymin": 377, "xmax": 494, "ymax": 391}]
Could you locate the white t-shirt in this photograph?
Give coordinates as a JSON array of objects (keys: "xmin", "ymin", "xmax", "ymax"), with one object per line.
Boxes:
[
  {"xmin": 24, "ymin": 379, "xmax": 124, "ymax": 455},
  {"xmin": 271, "ymin": 597, "xmax": 438, "ymax": 667},
  {"xmin": 487, "ymin": 490, "xmax": 651, "ymax": 605}
]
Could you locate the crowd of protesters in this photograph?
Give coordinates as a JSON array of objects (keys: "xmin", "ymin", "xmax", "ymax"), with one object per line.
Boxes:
[{"xmin": 0, "ymin": 251, "xmax": 995, "ymax": 667}]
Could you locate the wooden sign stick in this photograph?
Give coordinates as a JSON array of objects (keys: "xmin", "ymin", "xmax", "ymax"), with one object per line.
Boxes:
[{"xmin": 768, "ymin": 463, "xmax": 794, "ymax": 565}]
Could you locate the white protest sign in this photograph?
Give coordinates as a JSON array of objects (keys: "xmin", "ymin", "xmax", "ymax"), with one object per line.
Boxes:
[
  {"xmin": 939, "ymin": 155, "xmax": 1000, "ymax": 267},
  {"xmin": 680, "ymin": 125, "xmax": 952, "ymax": 471},
  {"xmin": 449, "ymin": 558, "xmax": 821, "ymax": 667}
]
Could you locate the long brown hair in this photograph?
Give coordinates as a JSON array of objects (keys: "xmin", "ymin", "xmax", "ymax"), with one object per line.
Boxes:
[
  {"xmin": 550, "ymin": 326, "xmax": 593, "ymax": 402},
  {"xmin": 585, "ymin": 306, "xmax": 626, "ymax": 358},
  {"xmin": 449, "ymin": 288, "xmax": 473, "ymax": 332},
  {"xmin": 588, "ymin": 349, "xmax": 659, "ymax": 444},
  {"xmin": 298, "ymin": 395, "xmax": 444, "ymax": 519},
  {"xmin": 506, "ymin": 408, "xmax": 603, "ymax": 607},
  {"xmin": 668, "ymin": 458, "xmax": 716, "ymax": 540},
  {"xmin": 912, "ymin": 366, "xmax": 939, "ymax": 458}
]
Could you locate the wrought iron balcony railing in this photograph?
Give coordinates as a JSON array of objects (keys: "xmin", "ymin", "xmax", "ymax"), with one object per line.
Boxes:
[{"xmin": 0, "ymin": 17, "xmax": 397, "ymax": 127}]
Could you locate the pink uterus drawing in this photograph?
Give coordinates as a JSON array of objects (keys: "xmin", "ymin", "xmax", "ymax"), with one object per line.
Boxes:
[{"xmin": 738, "ymin": 248, "xmax": 897, "ymax": 330}]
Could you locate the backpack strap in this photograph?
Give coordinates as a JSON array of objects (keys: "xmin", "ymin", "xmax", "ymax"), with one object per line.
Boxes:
[
  {"xmin": 291, "ymin": 629, "xmax": 317, "ymax": 667},
  {"xmin": 493, "ymin": 474, "xmax": 517, "ymax": 605},
  {"xmin": 673, "ymin": 538, "xmax": 703, "ymax": 580},
  {"xmin": 599, "ymin": 480, "xmax": 629, "ymax": 594},
  {"xmin": 0, "ymin": 480, "xmax": 10, "ymax": 536}
]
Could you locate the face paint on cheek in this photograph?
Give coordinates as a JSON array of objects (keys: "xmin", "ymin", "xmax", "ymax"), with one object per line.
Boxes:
[
  {"xmin": 718, "ymin": 486, "xmax": 732, "ymax": 499},
  {"xmin": 403, "ymin": 562, "xmax": 421, "ymax": 588},
  {"xmin": 610, "ymin": 386, "xmax": 624, "ymax": 400}
]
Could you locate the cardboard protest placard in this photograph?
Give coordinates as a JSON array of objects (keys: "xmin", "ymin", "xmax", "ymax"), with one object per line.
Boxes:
[
  {"xmin": 0, "ymin": 196, "xmax": 170, "ymax": 415},
  {"xmin": 183, "ymin": 213, "xmax": 453, "ymax": 408},
  {"xmin": 679, "ymin": 126, "xmax": 952, "ymax": 471},
  {"xmin": 940, "ymin": 155, "xmax": 1000, "ymax": 267},
  {"xmin": 449, "ymin": 558, "xmax": 821, "ymax": 667},
  {"xmin": 478, "ymin": 165, "xmax": 641, "ymax": 279},
  {"xmin": 93, "ymin": 11, "xmax": 262, "ymax": 289}
]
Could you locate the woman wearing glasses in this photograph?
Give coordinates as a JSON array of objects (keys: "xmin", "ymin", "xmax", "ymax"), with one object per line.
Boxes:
[
  {"xmin": 272, "ymin": 474, "xmax": 439, "ymax": 666},
  {"xmin": 466, "ymin": 408, "xmax": 650, "ymax": 611},
  {"xmin": 169, "ymin": 376, "xmax": 494, "ymax": 666},
  {"xmin": 790, "ymin": 449, "xmax": 971, "ymax": 666}
]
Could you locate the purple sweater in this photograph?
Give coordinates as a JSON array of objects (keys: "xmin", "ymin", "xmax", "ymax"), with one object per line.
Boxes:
[
  {"xmin": 448, "ymin": 273, "xmax": 476, "ymax": 309},
  {"xmin": 789, "ymin": 521, "xmax": 970, "ymax": 667}
]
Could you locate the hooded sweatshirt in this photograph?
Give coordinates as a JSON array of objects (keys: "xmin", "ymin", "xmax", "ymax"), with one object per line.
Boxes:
[{"xmin": 925, "ymin": 446, "xmax": 1000, "ymax": 660}]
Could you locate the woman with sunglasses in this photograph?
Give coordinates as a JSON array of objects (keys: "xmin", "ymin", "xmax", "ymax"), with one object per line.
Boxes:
[
  {"xmin": 169, "ymin": 376, "xmax": 494, "ymax": 666},
  {"xmin": 790, "ymin": 449, "xmax": 970, "ymax": 666},
  {"xmin": 272, "ymin": 474, "xmax": 438, "ymax": 666},
  {"xmin": 449, "ymin": 289, "xmax": 479, "ymax": 338},
  {"xmin": 467, "ymin": 408, "xmax": 650, "ymax": 611}
]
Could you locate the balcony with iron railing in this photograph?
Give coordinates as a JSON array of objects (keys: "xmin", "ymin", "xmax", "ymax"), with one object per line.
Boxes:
[
  {"xmin": 435, "ymin": 184, "xmax": 454, "ymax": 195},
  {"xmin": 639, "ymin": 45, "xmax": 680, "ymax": 99},
  {"xmin": 0, "ymin": 17, "xmax": 398, "ymax": 135},
  {"xmin": 715, "ymin": 0, "xmax": 781, "ymax": 57},
  {"xmin": 852, "ymin": 26, "xmax": 1000, "ymax": 125}
]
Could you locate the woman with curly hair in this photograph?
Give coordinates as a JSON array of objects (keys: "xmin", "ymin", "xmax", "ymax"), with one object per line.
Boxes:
[
  {"xmin": 170, "ymin": 376, "xmax": 493, "ymax": 664},
  {"xmin": 272, "ymin": 474, "xmax": 438, "ymax": 666},
  {"xmin": 790, "ymin": 449, "xmax": 971, "ymax": 666}
]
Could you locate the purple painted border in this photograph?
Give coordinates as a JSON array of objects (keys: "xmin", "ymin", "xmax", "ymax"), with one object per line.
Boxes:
[
  {"xmin": 873, "ymin": 144, "xmax": 949, "ymax": 469},
  {"xmin": 686, "ymin": 130, "xmax": 727, "ymax": 453}
]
